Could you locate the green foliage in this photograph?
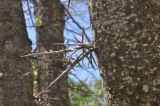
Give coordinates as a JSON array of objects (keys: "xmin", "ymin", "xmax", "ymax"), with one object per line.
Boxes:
[
  {"xmin": 31, "ymin": 60, "xmax": 38, "ymax": 95},
  {"xmin": 69, "ymin": 80, "xmax": 105, "ymax": 106},
  {"xmin": 35, "ymin": 17, "xmax": 43, "ymax": 26},
  {"xmin": 31, "ymin": 60, "xmax": 38, "ymax": 77}
]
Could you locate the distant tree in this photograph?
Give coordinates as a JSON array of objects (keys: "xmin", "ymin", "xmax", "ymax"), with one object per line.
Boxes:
[
  {"xmin": 89, "ymin": 0, "xmax": 160, "ymax": 105},
  {"xmin": 34, "ymin": 0, "xmax": 70, "ymax": 105},
  {"xmin": 0, "ymin": 0, "xmax": 34, "ymax": 106}
]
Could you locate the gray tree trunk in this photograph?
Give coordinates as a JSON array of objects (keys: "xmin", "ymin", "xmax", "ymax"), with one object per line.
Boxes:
[
  {"xmin": 89, "ymin": 0, "xmax": 160, "ymax": 106},
  {"xmin": 0, "ymin": 1, "xmax": 34, "ymax": 106},
  {"xmin": 34, "ymin": 0, "xmax": 70, "ymax": 106}
]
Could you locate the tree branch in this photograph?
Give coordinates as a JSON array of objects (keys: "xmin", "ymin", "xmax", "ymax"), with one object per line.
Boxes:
[{"xmin": 36, "ymin": 49, "xmax": 94, "ymax": 98}]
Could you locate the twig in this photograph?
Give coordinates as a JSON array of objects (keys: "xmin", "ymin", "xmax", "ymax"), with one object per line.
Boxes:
[
  {"xmin": 65, "ymin": 27, "xmax": 81, "ymax": 35},
  {"xmin": 69, "ymin": 73, "xmax": 87, "ymax": 87},
  {"xmin": 26, "ymin": 0, "xmax": 35, "ymax": 26},
  {"xmin": 68, "ymin": 0, "xmax": 71, "ymax": 8},
  {"xmin": 53, "ymin": 43, "xmax": 93, "ymax": 48},
  {"xmin": 20, "ymin": 48, "xmax": 78, "ymax": 57},
  {"xmin": 64, "ymin": 6, "xmax": 91, "ymax": 43}
]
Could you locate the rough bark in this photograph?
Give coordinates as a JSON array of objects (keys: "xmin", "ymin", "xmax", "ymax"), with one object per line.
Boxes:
[
  {"xmin": 0, "ymin": 1, "xmax": 34, "ymax": 106},
  {"xmin": 89, "ymin": 0, "xmax": 160, "ymax": 106},
  {"xmin": 34, "ymin": 0, "xmax": 70, "ymax": 106}
]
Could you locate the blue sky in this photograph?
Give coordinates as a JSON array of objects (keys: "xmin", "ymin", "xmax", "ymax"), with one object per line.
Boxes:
[{"xmin": 23, "ymin": 0, "xmax": 100, "ymax": 83}]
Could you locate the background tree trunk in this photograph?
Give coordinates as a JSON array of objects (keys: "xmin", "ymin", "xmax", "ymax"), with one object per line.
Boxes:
[
  {"xmin": 0, "ymin": 0, "xmax": 34, "ymax": 106},
  {"xmin": 34, "ymin": 0, "xmax": 70, "ymax": 106},
  {"xmin": 89, "ymin": 0, "xmax": 160, "ymax": 105}
]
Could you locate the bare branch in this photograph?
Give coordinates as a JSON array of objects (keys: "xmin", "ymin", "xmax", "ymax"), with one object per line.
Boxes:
[
  {"xmin": 53, "ymin": 43, "xmax": 93, "ymax": 49},
  {"xmin": 46, "ymin": 49, "xmax": 93, "ymax": 89},
  {"xmin": 64, "ymin": 6, "xmax": 91, "ymax": 43},
  {"xmin": 20, "ymin": 48, "xmax": 78, "ymax": 57},
  {"xmin": 65, "ymin": 27, "xmax": 81, "ymax": 35},
  {"xmin": 26, "ymin": 0, "xmax": 35, "ymax": 26},
  {"xmin": 36, "ymin": 49, "xmax": 94, "ymax": 98}
]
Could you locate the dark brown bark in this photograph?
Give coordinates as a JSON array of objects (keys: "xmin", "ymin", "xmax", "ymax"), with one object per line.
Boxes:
[
  {"xmin": 89, "ymin": 0, "xmax": 160, "ymax": 106},
  {"xmin": 34, "ymin": 0, "xmax": 70, "ymax": 106},
  {"xmin": 0, "ymin": 0, "xmax": 34, "ymax": 106}
]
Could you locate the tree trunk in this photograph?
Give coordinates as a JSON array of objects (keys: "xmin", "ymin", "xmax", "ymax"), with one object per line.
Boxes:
[
  {"xmin": 34, "ymin": 0, "xmax": 70, "ymax": 106},
  {"xmin": 0, "ymin": 1, "xmax": 34, "ymax": 106},
  {"xmin": 89, "ymin": 0, "xmax": 160, "ymax": 106}
]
